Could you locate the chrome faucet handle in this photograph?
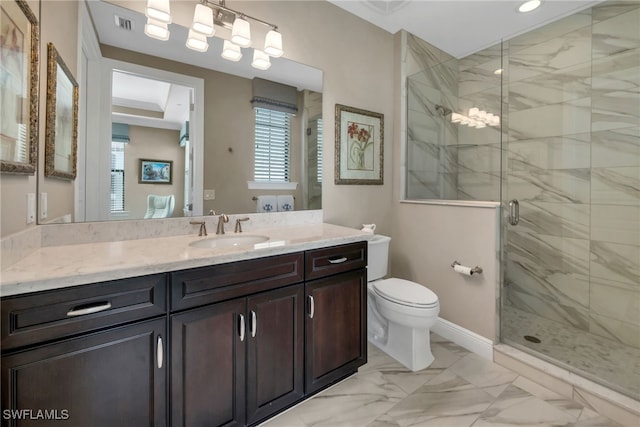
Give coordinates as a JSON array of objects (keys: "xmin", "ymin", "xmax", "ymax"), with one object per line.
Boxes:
[
  {"xmin": 189, "ymin": 221, "xmax": 207, "ymax": 236},
  {"xmin": 209, "ymin": 209, "xmax": 216, "ymax": 215},
  {"xmin": 216, "ymin": 214, "xmax": 229, "ymax": 234},
  {"xmin": 234, "ymin": 217, "xmax": 250, "ymax": 233}
]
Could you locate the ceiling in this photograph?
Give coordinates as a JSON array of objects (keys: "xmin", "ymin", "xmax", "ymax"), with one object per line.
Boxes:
[{"xmin": 328, "ymin": 0, "xmax": 603, "ymax": 58}]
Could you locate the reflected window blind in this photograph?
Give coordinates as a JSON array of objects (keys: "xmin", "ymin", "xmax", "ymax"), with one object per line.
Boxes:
[
  {"xmin": 110, "ymin": 141, "xmax": 125, "ymax": 212},
  {"xmin": 254, "ymin": 107, "xmax": 290, "ymax": 182},
  {"xmin": 317, "ymin": 118, "xmax": 323, "ymax": 183}
]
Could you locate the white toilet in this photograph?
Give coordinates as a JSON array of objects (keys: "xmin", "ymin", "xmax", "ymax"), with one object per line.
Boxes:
[{"xmin": 367, "ymin": 234, "xmax": 440, "ymax": 371}]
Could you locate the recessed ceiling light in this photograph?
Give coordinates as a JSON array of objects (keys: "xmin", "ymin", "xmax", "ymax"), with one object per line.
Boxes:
[
  {"xmin": 518, "ymin": 0, "xmax": 541, "ymax": 13},
  {"xmin": 494, "ymin": 68, "xmax": 503, "ymax": 75}
]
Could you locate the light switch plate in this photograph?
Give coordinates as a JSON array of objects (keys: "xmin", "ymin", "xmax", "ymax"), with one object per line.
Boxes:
[{"xmin": 27, "ymin": 193, "xmax": 36, "ymax": 224}]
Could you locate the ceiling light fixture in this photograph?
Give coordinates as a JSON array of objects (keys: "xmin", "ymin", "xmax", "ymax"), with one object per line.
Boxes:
[
  {"xmin": 518, "ymin": 0, "xmax": 541, "ymax": 13},
  {"xmin": 144, "ymin": 0, "xmax": 284, "ymax": 70}
]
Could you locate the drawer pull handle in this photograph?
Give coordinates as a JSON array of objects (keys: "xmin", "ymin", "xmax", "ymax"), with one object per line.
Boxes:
[
  {"xmin": 239, "ymin": 314, "xmax": 246, "ymax": 342},
  {"xmin": 250, "ymin": 310, "xmax": 257, "ymax": 338},
  {"xmin": 157, "ymin": 335, "xmax": 164, "ymax": 369},
  {"xmin": 67, "ymin": 302, "xmax": 112, "ymax": 317},
  {"xmin": 328, "ymin": 257, "xmax": 348, "ymax": 264},
  {"xmin": 308, "ymin": 295, "xmax": 315, "ymax": 319}
]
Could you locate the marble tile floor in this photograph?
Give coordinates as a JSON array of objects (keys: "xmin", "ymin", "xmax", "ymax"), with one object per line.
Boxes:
[
  {"xmin": 502, "ymin": 305, "xmax": 640, "ymax": 400},
  {"xmin": 260, "ymin": 334, "xmax": 622, "ymax": 427}
]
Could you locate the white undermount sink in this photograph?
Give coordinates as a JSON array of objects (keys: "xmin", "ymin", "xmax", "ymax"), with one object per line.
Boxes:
[{"xmin": 189, "ymin": 234, "xmax": 270, "ymax": 249}]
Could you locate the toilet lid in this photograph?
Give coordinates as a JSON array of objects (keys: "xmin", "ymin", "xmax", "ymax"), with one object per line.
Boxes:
[{"xmin": 373, "ymin": 278, "xmax": 438, "ymax": 308}]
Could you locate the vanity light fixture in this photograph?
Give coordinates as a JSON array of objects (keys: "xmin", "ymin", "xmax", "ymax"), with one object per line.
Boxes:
[
  {"xmin": 221, "ymin": 40, "xmax": 242, "ymax": 61},
  {"xmin": 144, "ymin": 17, "xmax": 170, "ymax": 41},
  {"xmin": 518, "ymin": 0, "xmax": 541, "ymax": 13},
  {"xmin": 251, "ymin": 50, "xmax": 271, "ymax": 70},
  {"xmin": 191, "ymin": 3, "xmax": 215, "ymax": 36},
  {"xmin": 144, "ymin": 0, "xmax": 285, "ymax": 70},
  {"xmin": 449, "ymin": 107, "xmax": 500, "ymax": 128},
  {"xmin": 231, "ymin": 15, "xmax": 251, "ymax": 47},
  {"xmin": 186, "ymin": 29, "xmax": 209, "ymax": 52},
  {"xmin": 145, "ymin": 0, "xmax": 171, "ymax": 23}
]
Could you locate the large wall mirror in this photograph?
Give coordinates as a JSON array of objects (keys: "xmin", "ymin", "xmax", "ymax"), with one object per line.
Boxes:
[{"xmin": 38, "ymin": 0, "xmax": 323, "ymax": 224}]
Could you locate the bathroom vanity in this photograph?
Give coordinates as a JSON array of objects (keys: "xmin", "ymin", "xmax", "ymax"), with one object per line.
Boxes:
[{"xmin": 0, "ymin": 223, "xmax": 368, "ymax": 426}]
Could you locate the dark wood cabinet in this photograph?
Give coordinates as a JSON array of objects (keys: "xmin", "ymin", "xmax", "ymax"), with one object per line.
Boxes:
[
  {"xmin": 170, "ymin": 284, "xmax": 305, "ymax": 427},
  {"xmin": 1, "ymin": 318, "xmax": 166, "ymax": 427},
  {"xmin": 171, "ymin": 298, "xmax": 246, "ymax": 427},
  {"xmin": 246, "ymin": 285, "xmax": 304, "ymax": 425},
  {"xmin": 305, "ymin": 269, "xmax": 367, "ymax": 394},
  {"xmin": 1, "ymin": 240, "xmax": 367, "ymax": 427}
]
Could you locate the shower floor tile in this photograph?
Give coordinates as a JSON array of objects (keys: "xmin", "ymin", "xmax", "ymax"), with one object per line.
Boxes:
[
  {"xmin": 501, "ymin": 305, "xmax": 640, "ymax": 400},
  {"xmin": 261, "ymin": 337, "xmax": 626, "ymax": 427}
]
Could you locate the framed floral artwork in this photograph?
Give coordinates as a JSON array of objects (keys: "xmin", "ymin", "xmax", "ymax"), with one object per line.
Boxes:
[
  {"xmin": 335, "ymin": 104, "xmax": 383, "ymax": 185},
  {"xmin": 0, "ymin": 0, "xmax": 39, "ymax": 174},
  {"xmin": 44, "ymin": 42, "xmax": 78, "ymax": 180}
]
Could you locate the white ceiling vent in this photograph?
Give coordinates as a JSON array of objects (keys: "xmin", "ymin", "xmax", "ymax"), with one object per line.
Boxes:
[
  {"xmin": 114, "ymin": 15, "xmax": 134, "ymax": 32},
  {"xmin": 362, "ymin": 0, "xmax": 410, "ymax": 15}
]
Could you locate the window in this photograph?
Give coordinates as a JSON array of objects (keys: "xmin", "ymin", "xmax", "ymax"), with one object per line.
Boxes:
[
  {"xmin": 317, "ymin": 118, "xmax": 323, "ymax": 183},
  {"xmin": 110, "ymin": 141, "xmax": 125, "ymax": 212},
  {"xmin": 254, "ymin": 107, "xmax": 290, "ymax": 182}
]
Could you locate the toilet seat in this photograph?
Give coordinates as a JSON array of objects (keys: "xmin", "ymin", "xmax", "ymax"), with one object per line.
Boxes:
[{"xmin": 372, "ymin": 278, "xmax": 439, "ymax": 309}]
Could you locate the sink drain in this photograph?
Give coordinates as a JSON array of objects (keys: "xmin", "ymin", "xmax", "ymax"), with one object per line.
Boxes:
[{"xmin": 524, "ymin": 335, "xmax": 541, "ymax": 343}]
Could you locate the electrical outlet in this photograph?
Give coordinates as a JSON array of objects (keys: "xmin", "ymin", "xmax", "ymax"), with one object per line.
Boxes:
[
  {"xmin": 27, "ymin": 193, "xmax": 36, "ymax": 224},
  {"xmin": 40, "ymin": 193, "xmax": 48, "ymax": 219},
  {"xmin": 204, "ymin": 189, "xmax": 215, "ymax": 200}
]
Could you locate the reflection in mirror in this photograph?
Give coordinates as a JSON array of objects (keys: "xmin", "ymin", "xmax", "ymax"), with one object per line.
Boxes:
[
  {"xmin": 39, "ymin": 0, "xmax": 323, "ymax": 224},
  {"xmin": 44, "ymin": 42, "xmax": 79, "ymax": 180},
  {"xmin": 0, "ymin": 0, "xmax": 39, "ymax": 174}
]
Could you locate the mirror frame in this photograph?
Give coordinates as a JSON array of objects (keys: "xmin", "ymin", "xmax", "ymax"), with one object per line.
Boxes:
[
  {"xmin": 44, "ymin": 42, "xmax": 79, "ymax": 180},
  {"xmin": 0, "ymin": 0, "xmax": 39, "ymax": 175}
]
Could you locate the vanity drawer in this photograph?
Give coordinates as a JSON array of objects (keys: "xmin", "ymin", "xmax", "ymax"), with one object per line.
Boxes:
[
  {"xmin": 1, "ymin": 274, "xmax": 167, "ymax": 352},
  {"xmin": 170, "ymin": 252, "xmax": 304, "ymax": 311},
  {"xmin": 305, "ymin": 241, "xmax": 367, "ymax": 281}
]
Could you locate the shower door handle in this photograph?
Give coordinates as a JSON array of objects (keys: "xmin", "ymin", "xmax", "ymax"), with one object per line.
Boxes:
[{"xmin": 508, "ymin": 199, "xmax": 520, "ymax": 226}]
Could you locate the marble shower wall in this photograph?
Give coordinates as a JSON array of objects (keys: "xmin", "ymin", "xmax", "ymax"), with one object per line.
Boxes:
[
  {"xmin": 406, "ymin": 39, "xmax": 503, "ymax": 201},
  {"xmin": 405, "ymin": 1, "xmax": 639, "ymax": 349},
  {"xmin": 504, "ymin": 1, "xmax": 640, "ymax": 349}
]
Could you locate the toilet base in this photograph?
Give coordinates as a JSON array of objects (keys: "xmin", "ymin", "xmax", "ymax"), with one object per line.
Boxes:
[{"xmin": 368, "ymin": 321, "xmax": 435, "ymax": 371}]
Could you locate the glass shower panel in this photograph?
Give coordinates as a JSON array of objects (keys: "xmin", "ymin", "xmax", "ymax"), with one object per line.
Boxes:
[{"xmin": 501, "ymin": 1, "xmax": 640, "ymax": 400}]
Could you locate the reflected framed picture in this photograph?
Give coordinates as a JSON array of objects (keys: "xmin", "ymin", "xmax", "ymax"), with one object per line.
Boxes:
[
  {"xmin": 335, "ymin": 104, "xmax": 383, "ymax": 185},
  {"xmin": 44, "ymin": 42, "xmax": 78, "ymax": 180},
  {"xmin": 0, "ymin": 0, "xmax": 39, "ymax": 174},
  {"xmin": 139, "ymin": 159, "xmax": 173, "ymax": 184}
]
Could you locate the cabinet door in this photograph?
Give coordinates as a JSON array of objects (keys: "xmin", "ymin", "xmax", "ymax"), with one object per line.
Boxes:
[
  {"xmin": 246, "ymin": 285, "xmax": 304, "ymax": 425},
  {"xmin": 305, "ymin": 269, "xmax": 367, "ymax": 394},
  {"xmin": 1, "ymin": 318, "xmax": 166, "ymax": 427},
  {"xmin": 171, "ymin": 299, "xmax": 246, "ymax": 427}
]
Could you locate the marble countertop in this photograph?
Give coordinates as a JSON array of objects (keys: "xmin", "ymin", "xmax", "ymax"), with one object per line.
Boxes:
[{"xmin": 0, "ymin": 223, "xmax": 370, "ymax": 297}]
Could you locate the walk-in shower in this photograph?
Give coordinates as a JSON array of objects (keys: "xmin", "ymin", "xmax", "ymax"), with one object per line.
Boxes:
[{"xmin": 405, "ymin": 0, "xmax": 639, "ymax": 400}]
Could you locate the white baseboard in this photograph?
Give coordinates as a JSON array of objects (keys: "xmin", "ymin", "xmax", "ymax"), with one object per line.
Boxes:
[{"xmin": 432, "ymin": 317, "xmax": 494, "ymax": 361}]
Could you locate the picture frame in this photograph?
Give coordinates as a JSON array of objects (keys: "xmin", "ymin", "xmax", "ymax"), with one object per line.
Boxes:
[
  {"xmin": 0, "ymin": 0, "xmax": 39, "ymax": 174},
  {"xmin": 44, "ymin": 42, "xmax": 78, "ymax": 180},
  {"xmin": 335, "ymin": 104, "xmax": 384, "ymax": 185},
  {"xmin": 139, "ymin": 159, "xmax": 173, "ymax": 184}
]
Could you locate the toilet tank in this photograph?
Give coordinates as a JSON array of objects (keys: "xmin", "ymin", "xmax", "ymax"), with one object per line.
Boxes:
[{"xmin": 367, "ymin": 235, "xmax": 391, "ymax": 281}]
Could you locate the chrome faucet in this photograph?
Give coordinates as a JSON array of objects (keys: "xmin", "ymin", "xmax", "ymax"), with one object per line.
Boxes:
[
  {"xmin": 216, "ymin": 214, "xmax": 229, "ymax": 234},
  {"xmin": 234, "ymin": 217, "xmax": 250, "ymax": 233},
  {"xmin": 189, "ymin": 220, "xmax": 207, "ymax": 236}
]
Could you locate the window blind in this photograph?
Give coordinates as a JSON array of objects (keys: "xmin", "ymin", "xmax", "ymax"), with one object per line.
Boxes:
[
  {"xmin": 110, "ymin": 141, "xmax": 125, "ymax": 212},
  {"xmin": 254, "ymin": 108, "xmax": 290, "ymax": 182},
  {"xmin": 317, "ymin": 118, "xmax": 323, "ymax": 183}
]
